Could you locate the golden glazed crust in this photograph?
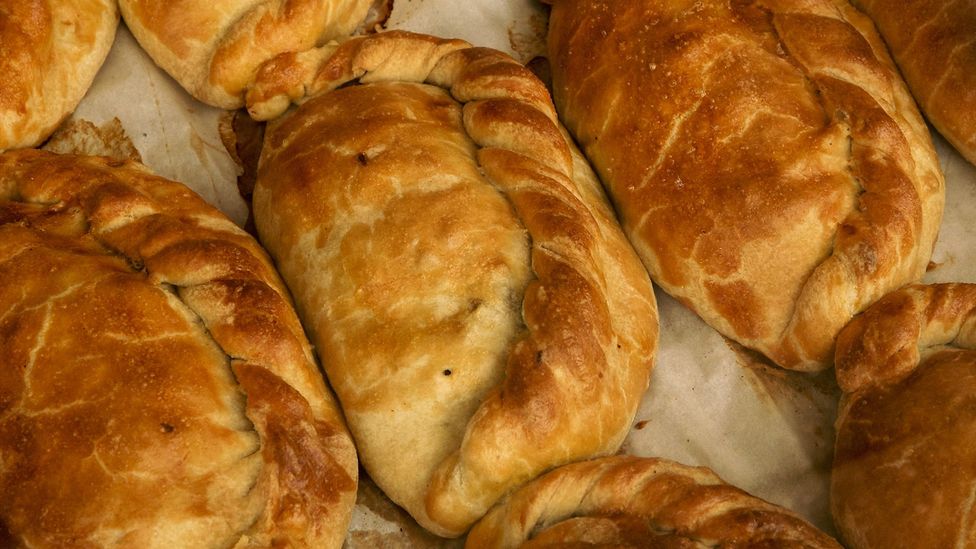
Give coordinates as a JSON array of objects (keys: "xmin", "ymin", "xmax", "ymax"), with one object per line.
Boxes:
[
  {"xmin": 546, "ymin": 0, "xmax": 945, "ymax": 371},
  {"xmin": 851, "ymin": 0, "xmax": 976, "ymax": 165},
  {"xmin": 466, "ymin": 455, "xmax": 842, "ymax": 548},
  {"xmin": 118, "ymin": 0, "xmax": 373, "ymax": 109},
  {"xmin": 249, "ymin": 31, "xmax": 659, "ymax": 537},
  {"xmin": 0, "ymin": 150, "xmax": 357, "ymax": 548},
  {"xmin": 0, "ymin": 0, "xmax": 118, "ymax": 151},
  {"xmin": 832, "ymin": 283, "xmax": 976, "ymax": 549}
]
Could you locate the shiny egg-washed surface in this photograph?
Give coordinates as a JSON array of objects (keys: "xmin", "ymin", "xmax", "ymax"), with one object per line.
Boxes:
[
  {"xmin": 851, "ymin": 0, "xmax": 976, "ymax": 165},
  {"xmin": 0, "ymin": 150, "xmax": 357, "ymax": 548},
  {"xmin": 547, "ymin": 0, "xmax": 945, "ymax": 371}
]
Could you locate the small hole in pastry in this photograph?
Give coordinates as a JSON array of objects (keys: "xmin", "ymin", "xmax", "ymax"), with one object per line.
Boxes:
[
  {"xmin": 443, "ymin": 369, "xmax": 452, "ymax": 376},
  {"xmin": 160, "ymin": 423, "xmax": 175, "ymax": 433},
  {"xmin": 356, "ymin": 152, "xmax": 369, "ymax": 166}
]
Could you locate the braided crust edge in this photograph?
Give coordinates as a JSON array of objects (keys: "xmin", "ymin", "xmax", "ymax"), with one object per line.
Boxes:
[
  {"xmin": 466, "ymin": 455, "xmax": 841, "ymax": 548},
  {"xmin": 248, "ymin": 30, "xmax": 659, "ymax": 536},
  {"xmin": 834, "ymin": 283, "xmax": 976, "ymax": 393}
]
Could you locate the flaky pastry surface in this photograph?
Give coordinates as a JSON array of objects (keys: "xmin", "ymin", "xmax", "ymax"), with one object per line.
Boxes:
[
  {"xmin": 0, "ymin": 150, "xmax": 357, "ymax": 548},
  {"xmin": 118, "ymin": 0, "xmax": 373, "ymax": 108},
  {"xmin": 832, "ymin": 283, "xmax": 976, "ymax": 549},
  {"xmin": 851, "ymin": 0, "xmax": 976, "ymax": 165},
  {"xmin": 467, "ymin": 455, "xmax": 841, "ymax": 548},
  {"xmin": 250, "ymin": 31, "xmax": 659, "ymax": 537},
  {"xmin": 0, "ymin": 0, "xmax": 118, "ymax": 151},
  {"xmin": 547, "ymin": 0, "xmax": 944, "ymax": 370}
]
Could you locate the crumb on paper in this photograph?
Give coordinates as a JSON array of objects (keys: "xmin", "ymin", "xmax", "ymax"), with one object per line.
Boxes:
[{"xmin": 43, "ymin": 117, "xmax": 142, "ymax": 163}]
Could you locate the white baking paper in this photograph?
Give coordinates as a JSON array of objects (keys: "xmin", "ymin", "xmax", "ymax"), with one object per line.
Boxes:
[
  {"xmin": 387, "ymin": 0, "xmax": 548, "ymax": 62},
  {"xmin": 925, "ymin": 135, "xmax": 976, "ymax": 285},
  {"xmin": 50, "ymin": 26, "xmax": 248, "ymax": 227}
]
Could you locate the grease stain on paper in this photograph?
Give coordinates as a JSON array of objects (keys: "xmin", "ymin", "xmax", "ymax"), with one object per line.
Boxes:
[
  {"xmin": 43, "ymin": 118, "xmax": 142, "ymax": 163},
  {"xmin": 507, "ymin": 12, "xmax": 549, "ymax": 62},
  {"xmin": 346, "ymin": 472, "xmax": 463, "ymax": 548},
  {"xmin": 728, "ymin": 339, "xmax": 839, "ymax": 452}
]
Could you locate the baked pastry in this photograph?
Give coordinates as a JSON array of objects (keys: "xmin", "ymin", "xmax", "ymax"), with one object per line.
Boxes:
[
  {"xmin": 0, "ymin": 150, "xmax": 357, "ymax": 547},
  {"xmin": 546, "ymin": 0, "xmax": 945, "ymax": 371},
  {"xmin": 248, "ymin": 31, "xmax": 660, "ymax": 537},
  {"xmin": 0, "ymin": 0, "xmax": 119, "ymax": 151},
  {"xmin": 118, "ymin": 0, "xmax": 374, "ymax": 108},
  {"xmin": 850, "ymin": 0, "xmax": 976, "ymax": 165},
  {"xmin": 467, "ymin": 455, "xmax": 842, "ymax": 548},
  {"xmin": 832, "ymin": 283, "xmax": 976, "ymax": 548}
]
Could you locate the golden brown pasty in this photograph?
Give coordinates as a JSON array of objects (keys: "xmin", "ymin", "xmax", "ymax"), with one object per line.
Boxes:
[
  {"xmin": 118, "ymin": 0, "xmax": 373, "ymax": 108},
  {"xmin": 832, "ymin": 283, "xmax": 976, "ymax": 548},
  {"xmin": 0, "ymin": 0, "xmax": 118, "ymax": 151},
  {"xmin": 0, "ymin": 150, "xmax": 357, "ymax": 548},
  {"xmin": 467, "ymin": 455, "xmax": 842, "ymax": 548},
  {"xmin": 247, "ymin": 31, "xmax": 660, "ymax": 537},
  {"xmin": 546, "ymin": 0, "xmax": 945, "ymax": 371},
  {"xmin": 851, "ymin": 0, "xmax": 976, "ymax": 165}
]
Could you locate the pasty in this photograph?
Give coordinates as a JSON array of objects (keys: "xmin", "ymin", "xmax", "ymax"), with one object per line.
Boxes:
[
  {"xmin": 248, "ymin": 31, "xmax": 660, "ymax": 537},
  {"xmin": 118, "ymin": 0, "xmax": 373, "ymax": 108},
  {"xmin": 546, "ymin": 0, "xmax": 944, "ymax": 370},
  {"xmin": 0, "ymin": 150, "xmax": 357, "ymax": 548},
  {"xmin": 832, "ymin": 283, "xmax": 976, "ymax": 548}
]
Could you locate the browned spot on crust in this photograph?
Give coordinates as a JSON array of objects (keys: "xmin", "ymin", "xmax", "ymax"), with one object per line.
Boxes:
[
  {"xmin": 704, "ymin": 280, "xmax": 763, "ymax": 340},
  {"xmin": 234, "ymin": 362, "xmax": 354, "ymax": 537}
]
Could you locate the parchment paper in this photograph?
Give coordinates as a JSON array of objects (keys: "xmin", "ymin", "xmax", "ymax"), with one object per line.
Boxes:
[
  {"xmin": 46, "ymin": 1, "xmax": 976, "ymax": 546},
  {"xmin": 45, "ymin": 26, "xmax": 248, "ymax": 227}
]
